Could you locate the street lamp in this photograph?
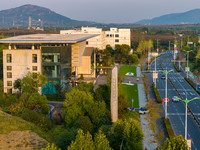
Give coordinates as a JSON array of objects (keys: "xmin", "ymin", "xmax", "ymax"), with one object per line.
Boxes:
[
  {"xmin": 183, "ymin": 50, "xmax": 193, "ymax": 78},
  {"xmin": 174, "ymin": 97, "xmax": 200, "ymax": 139},
  {"xmin": 159, "ymin": 69, "xmax": 173, "ymax": 118},
  {"xmin": 151, "ymin": 54, "xmax": 158, "ymax": 88}
]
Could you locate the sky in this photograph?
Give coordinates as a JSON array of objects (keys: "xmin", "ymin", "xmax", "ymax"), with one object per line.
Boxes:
[{"xmin": 0, "ymin": 0, "xmax": 200, "ymax": 23}]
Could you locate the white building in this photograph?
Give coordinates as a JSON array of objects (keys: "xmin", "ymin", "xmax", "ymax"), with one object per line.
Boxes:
[{"xmin": 60, "ymin": 27, "xmax": 131, "ymax": 50}]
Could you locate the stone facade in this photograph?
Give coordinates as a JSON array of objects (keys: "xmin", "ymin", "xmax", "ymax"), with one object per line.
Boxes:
[{"xmin": 110, "ymin": 66, "xmax": 118, "ymax": 123}]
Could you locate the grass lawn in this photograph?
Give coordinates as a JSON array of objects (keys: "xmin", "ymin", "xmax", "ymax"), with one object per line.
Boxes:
[
  {"xmin": 119, "ymin": 66, "xmax": 137, "ymax": 77},
  {"xmin": 0, "ymin": 110, "xmax": 48, "ymax": 140},
  {"xmin": 120, "ymin": 84, "xmax": 139, "ymax": 108}
]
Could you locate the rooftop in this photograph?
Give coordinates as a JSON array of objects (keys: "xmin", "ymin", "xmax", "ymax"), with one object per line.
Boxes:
[{"xmin": 0, "ymin": 34, "xmax": 98, "ymax": 44}]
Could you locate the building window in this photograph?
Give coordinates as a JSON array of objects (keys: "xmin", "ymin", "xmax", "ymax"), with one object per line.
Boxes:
[
  {"xmin": 110, "ymin": 34, "xmax": 113, "ymax": 37},
  {"xmin": 106, "ymin": 34, "xmax": 109, "ymax": 37},
  {"xmin": 7, "ymin": 72, "xmax": 12, "ymax": 78},
  {"xmin": 115, "ymin": 39, "xmax": 119, "ymax": 42},
  {"xmin": 115, "ymin": 34, "xmax": 119, "ymax": 37},
  {"xmin": 7, "ymin": 81, "xmax": 12, "ymax": 86},
  {"xmin": 32, "ymin": 54, "xmax": 37, "ymax": 63},
  {"xmin": 7, "ymin": 66, "xmax": 12, "ymax": 71},
  {"xmin": 7, "ymin": 89, "xmax": 12, "ymax": 94},
  {"xmin": 7, "ymin": 54, "xmax": 12, "ymax": 63},
  {"xmin": 86, "ymin": 41, "xmax": 89, "ymax": 45},
  {"xmin": 32, "ymin": 66, "xmax": 37, "ymax": 71}
]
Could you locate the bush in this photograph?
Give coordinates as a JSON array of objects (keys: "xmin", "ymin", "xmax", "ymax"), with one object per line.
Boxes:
[
  {"xmin": 20, "ymin": 109, "xmax": 53, "ymax": 131},
  {"xmin": 74, "ymin": 116, "xmax": 93, "ymax": 133}
]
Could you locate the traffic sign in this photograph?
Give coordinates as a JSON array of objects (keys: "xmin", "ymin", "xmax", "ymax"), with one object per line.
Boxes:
[
  {"xmin": 185, "ymin": 67, "xmax": 190, "ymax": 72},
  {"xmin": 187, "ymin": 139, "xmax": 192, "ymax": 149},
  {"xmin": 197, "ymin": 84, "xmax": 200, "ymax": 91},
  {"xmin": 153, "ymin": 72, "xmax": 158, "ymax": 79}
]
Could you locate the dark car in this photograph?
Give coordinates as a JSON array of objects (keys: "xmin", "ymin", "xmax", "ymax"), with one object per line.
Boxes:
[{"xmin": 161, "ymin": 75, "xmax": 165, "ymax": 79}]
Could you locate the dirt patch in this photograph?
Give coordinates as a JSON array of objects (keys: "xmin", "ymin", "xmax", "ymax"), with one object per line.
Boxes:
[{"xmin": 0, "ymin": 130, "xmax": 47, "ymax": 150}]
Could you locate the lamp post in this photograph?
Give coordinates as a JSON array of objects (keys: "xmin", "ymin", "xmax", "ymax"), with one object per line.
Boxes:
[
  {"xmin": 183, "ymin": 50, "xmax": 193, "ymax": 78},
  {"xmin": 174, "ymin": 97, "xmax": 200, "ymax": 139},
  {"xmin": 151, "ymin": 54, "xmax": 158, "ymax": 88},
  {"xmin": 159, "ymin": 69, "xmax": 173, "ymax": 118}
]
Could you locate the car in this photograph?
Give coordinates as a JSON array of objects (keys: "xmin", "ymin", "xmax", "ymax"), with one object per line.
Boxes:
[
  {"xmin": 172, "ymin": 96, "xmax": 180, "ymax": 102},
  {"xmin": 139, "ymin": 107, "xmax": 149, "ymax": 114},
  {"xmin": 161, "ymin": 75, "xmax": 165, "ymax": 80}
]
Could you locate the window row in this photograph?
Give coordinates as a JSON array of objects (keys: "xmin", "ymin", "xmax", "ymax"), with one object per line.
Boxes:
[
  {"xmin": 6, "ymin": 66, "xmax": 37, "ymax": 72},
  {"xmin": 6, "ymin": 54, "xmax": 38, "ymax": 63},
  {"xmin": 106, "ymin": 34, "xmax": 119, "ymax": 37}
]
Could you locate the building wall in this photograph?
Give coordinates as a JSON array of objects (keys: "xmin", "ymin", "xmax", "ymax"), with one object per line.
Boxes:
[
  {"xmin": 3, "ymin": 49, "xmax": 41, "ymax": 93},
  {"xmin": 60, "ymin": 27, "xmax": 130, "ymax": 50},
  {"xmin": 77, "ymin": 56, "xmax": 91, "ymax": 76}
]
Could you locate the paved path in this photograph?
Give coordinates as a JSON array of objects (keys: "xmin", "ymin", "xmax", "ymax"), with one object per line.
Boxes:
[{"xmin": 137, "ymin": 65, "xmax": 157, "ymax": 150}]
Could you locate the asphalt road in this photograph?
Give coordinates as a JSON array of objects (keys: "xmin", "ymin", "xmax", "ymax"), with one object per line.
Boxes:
[{"xmin": 150, "ymin": 52, "xmax": 200, "ymax": 150}]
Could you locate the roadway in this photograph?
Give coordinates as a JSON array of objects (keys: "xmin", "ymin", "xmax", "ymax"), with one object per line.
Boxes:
[{"xmin": 150, "ymin": 52, "xmax": 200, "ymax": 150}]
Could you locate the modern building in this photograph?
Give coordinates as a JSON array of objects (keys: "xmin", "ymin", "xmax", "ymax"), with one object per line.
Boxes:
[
  {"xmin": 0, "ymin": 34, "xmax": 98, "ymax": 94},
  {"xmin": 60, "ymin": 27, "xmax": 131, "ymax": 49}
]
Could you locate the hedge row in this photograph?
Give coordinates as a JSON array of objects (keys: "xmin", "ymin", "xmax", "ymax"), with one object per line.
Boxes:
[
  {"xmin": 152, "ymin": 84, "xmax": 162, "ymax": 103},
  {"xmin": 45, "ymin": 94, "xmax": 65, "ymax": 101},
  {"xmin": 184, "ymin": 77, "xmax": 200, "ymax": 95},
  {"xmin": 173, "ymin": 62, "xmax": 181, "ymax": 72},
  {"xmin": 163, "ymin": 118, "xmax": 175, "ymax": 139}
]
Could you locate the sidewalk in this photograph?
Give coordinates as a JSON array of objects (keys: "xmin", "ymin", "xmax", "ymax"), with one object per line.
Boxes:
[{"xmin": 137, "ymin": 66, "xmax": 157, "ymax": 150}]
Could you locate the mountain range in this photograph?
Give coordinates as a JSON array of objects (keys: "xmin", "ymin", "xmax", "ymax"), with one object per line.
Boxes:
[
  {"xmin": 0, "ymin": 4, "xmax": 93, "ymax": 28},
  {"xmin": 135, "ymin": 9, "xmax": 200, "ymax": 25},
  {"xmin": 0, "ymin": 4, "xmax": 200, "ymax": 27}
]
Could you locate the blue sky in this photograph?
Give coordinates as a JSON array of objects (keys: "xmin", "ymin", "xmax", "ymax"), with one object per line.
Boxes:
[{"xmin": 0, "ymin": 0, "xmax": 200, "ymax": 23}]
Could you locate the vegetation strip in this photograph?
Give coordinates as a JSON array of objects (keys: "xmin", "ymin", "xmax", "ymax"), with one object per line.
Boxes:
[
  {"xmin": 184, "ymin": 77, "xmax": 200, "ymax": 95},
  {"xmin": 152, "ymin": 84, "xmax": 162, "ymax": 103},
  {"xmin": 163, "ymin": 118, "xmax": 175, "ymax": 138}
]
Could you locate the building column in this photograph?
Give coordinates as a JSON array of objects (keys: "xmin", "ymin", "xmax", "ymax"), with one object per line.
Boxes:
[
  {"xmin": 75, "ymin": 66, "xmax": 78, "ymax": 77},
  {"xmin": 93, "ymin": 50, "xmax": 96, "ymax": 78},
  {"xmin": 8, "ymin": 44, "xmax": 11, "ymax": 50},
  {"xmin": 32, "ymin": 45, "xmax": 35, "ymax": 50}
]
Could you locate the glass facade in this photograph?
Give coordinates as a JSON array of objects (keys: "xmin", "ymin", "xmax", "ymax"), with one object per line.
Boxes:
[{"xmin": 41, "ymin": 46, "xmax": 72, "ymax": 94}]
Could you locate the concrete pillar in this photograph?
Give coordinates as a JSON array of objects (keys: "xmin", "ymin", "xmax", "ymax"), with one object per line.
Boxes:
[
  {"xmin": 8, "ymin": 45, "xmax": 11, "ymax": 50},
  {"xmin": 14, "ymin": 45, "xmax": 16, "ymax": 49},
  {"xmin": 54, "ymin": 54, "xmax": 58, "ymax": 62},
  {"xmin": 55, "ymin": 65, "xmax": 57, "ymax": 78},
  {"xmin": 93, "ymin": 50, "xmax": 96, "ymax": 78},
  {"xmin": 32, "ymin": 45, "xmax": 35, "ymax": 50},
  {"xmin": 75, "ymin": 66, "xmax": 78, "ymax": 77},
  {"xmin": 111, "ymin": 66, "xmax": 118, "ymax": 123}
]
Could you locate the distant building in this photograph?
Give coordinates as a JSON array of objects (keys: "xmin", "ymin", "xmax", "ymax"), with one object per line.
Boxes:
[
  {"xmin": 0, "ymin": 34, "xmax": 98, "ymax": 94},
  {"xmin": 60, "ymin": 27, "xmax": 131, "ymax": 49}
]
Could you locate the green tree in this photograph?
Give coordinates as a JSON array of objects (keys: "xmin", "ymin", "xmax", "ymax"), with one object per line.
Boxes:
[
  {"xmin": 21, "ymin": 72, "xmax": 47, "ymax": 93},
  {"xmin": 42, "ymin": 143, "xmax": 61, "ymax": 150},
  {"xmin": 128, "ymin": 54, "xmax": 139, "ymax": 64},
  {"xmin": 14, "ymin": 78, "xmax": 22, "ymax": 92},
  {"xmin": 67, "ymin": 129, "xmax": 95, "ymax": 150},
  {"xmin": 118, "ymin": 94, "xmax": 129, "ymax": 119},
  {"xmin": 95, "ymin": 84, "xmax": 111, "ymax": 109},
  {"xmin": 74, "ymin": 116, "xmax": 93, "ymax": 133},
  {"xmin": 74, "ymin": 82, "xmax": 94, "ymax": 93},
  {"xmin": 62, "ymin": 88, "xmax": 106, "ymax": 127},
  {"xmin": 68, "ymin": 129, "xmax": 112, "ymax": 150},
  {"xmin": 110, "ymin": 118, "xmax": 143, "ymax": 150},
  {"xmin": 27, "ymin": 92, "xmax": 48, "ymax": 110},
  {"xmin": 157, "ymin": 135, "xmax": 189, "ymax": 150},
  {"xmin": 94, "ymin": 130, "xmax": 113, "ymax": 150}
]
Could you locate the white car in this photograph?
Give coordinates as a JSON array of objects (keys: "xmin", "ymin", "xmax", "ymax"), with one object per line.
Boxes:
[
  {"xmin": 172, "ymin": 96, "xmax": 180, "ymax": 102},
  {"xmin": 139, "ymin": 108, "xmax": 149, "ymax": 114}
]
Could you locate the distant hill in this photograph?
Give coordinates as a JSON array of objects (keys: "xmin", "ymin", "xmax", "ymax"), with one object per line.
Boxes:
[
  {"xmin": 0, "ymin": 4, "xmax": 93, "ymax": 28},
  {"xmin": 135, "ymin": 9, "xmax": 200, "ymax": 25}
]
